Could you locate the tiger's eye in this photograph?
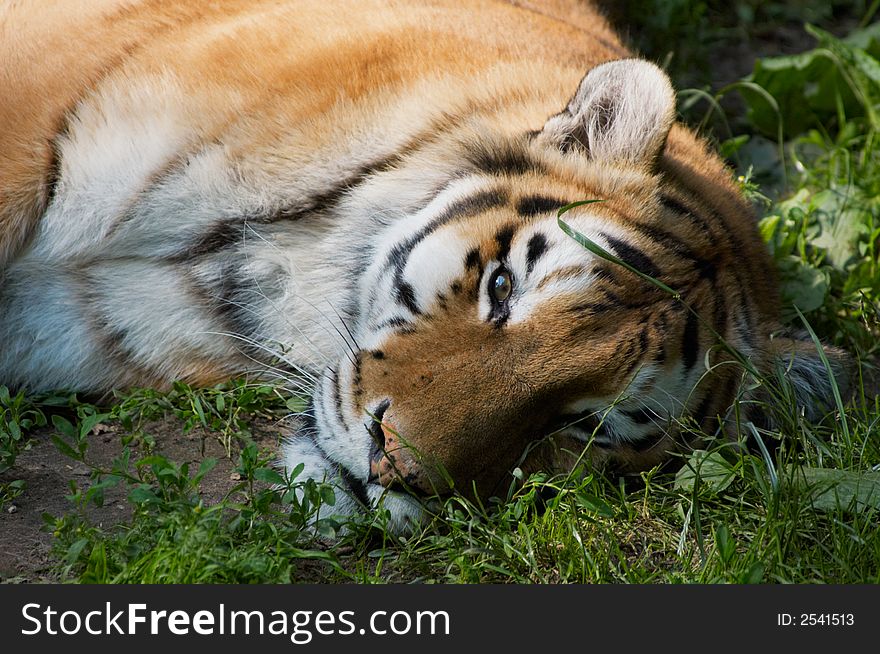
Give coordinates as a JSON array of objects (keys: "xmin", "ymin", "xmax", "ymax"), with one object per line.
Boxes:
[{"xmin": 492, "ymin": 270, "xmax": 512, "ymax": 302}]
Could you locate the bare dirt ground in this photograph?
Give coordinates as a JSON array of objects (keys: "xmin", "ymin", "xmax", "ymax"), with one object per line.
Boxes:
[{"xmin": 0, "ymin": 417, "xmax": 283, "ymax": 583}]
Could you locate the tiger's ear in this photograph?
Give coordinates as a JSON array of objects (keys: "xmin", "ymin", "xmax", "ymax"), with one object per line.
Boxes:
[
  {"xmin": 539, "ymin": 59, "xmax": 675, "ymax": 169},
  {"xmin": 761, "ymin": 334, "xmax": 854, "ymax": 421}
]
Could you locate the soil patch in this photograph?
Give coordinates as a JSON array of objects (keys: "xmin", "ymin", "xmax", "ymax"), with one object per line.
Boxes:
[{"xmin": 0, "ymin": 417, "xmax": 284, "ymax": 583}]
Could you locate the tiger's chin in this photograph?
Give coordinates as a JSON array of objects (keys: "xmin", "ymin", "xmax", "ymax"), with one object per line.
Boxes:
[{"xmin": 279, "ymin": 419, "xmax": 430, "ymax": 535}]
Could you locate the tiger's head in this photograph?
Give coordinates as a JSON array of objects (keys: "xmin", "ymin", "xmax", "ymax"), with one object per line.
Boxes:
[{"xmin": 290, "ymin": 60, "xmax": 850, "ymax": 526}]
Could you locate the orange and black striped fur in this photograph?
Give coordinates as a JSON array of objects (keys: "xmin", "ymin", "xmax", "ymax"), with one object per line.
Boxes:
[{"xmin": 0, "ymin": 0, "xmax": 849, "ymax": 529}]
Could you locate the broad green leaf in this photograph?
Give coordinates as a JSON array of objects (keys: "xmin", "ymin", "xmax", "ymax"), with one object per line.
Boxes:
[
  {"xmin": 779, "ymin": 259, "xmax": 828, "ymax": 317},
  {"xmin": 714, "ymin": 524, "xmax": 736, "ymax": 564},
  {"xmin": 51, "ymin": 414, "xmax": 78, "ymax": 440},
  {"xmin": 809, "ymin": 187, "xmax": 872, "ymax": 270},
  {"xmin": 128, "ymin": 486, "xmax": 160, "ymax": 504},
  {"xmin": 253, "ymin": 467, "xmax": 286, "ymax": 486},
  {"xmin": 50, "ymin": 434, "xmax": 80, "ymax": 460},
  {"xmin": 194, "ymin": 457, "xmax": 218, "ymax": 484},
  {"xmin": 319, "ymin": 484, "xmax": 337, "ymax": 507},
  {"xmin": 65, "ymin": 538, "xmax": 90, "ymax": 566},
  {"xmin": 788, "ymin": 467, "xmax": 880, "ymax": 513},
  {"xmin": 675, "ymin": 450, "xmax": 736, "ymax": 494},
  {"xmin": 742, "ymin": 562, "xmax": 765, "ymax": 584}
]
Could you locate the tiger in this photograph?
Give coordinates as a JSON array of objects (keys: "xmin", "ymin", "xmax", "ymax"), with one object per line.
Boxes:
[{"xmin": 0, "ymin": 0, "xmax": 850, "ymax": 532}]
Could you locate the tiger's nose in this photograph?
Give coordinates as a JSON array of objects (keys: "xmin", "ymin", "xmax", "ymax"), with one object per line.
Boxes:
[
  {"xmin": 368, "ymin": 424, "xmax": 407, "ymax": 488},
  {"xmin": 365, "ymin": 400, "xmax": 424, "ymax": 491}
]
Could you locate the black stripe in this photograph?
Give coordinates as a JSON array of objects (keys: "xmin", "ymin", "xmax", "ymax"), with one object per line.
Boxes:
[
  {"xmin": 396, "ymin": 281, "xmax": 421, "ymax": 315},
  {"xmin": 526, "ymin": 233, "xmax": 549, "ymax": 275},
  {"xmin": 375, "ymin": 316, "xmax": 412, "ymax": 331},
  {"xmin": 303, "ymin": 426, "xmax": 370, "ymax": 508},
  {"xmin": 168, "ymin": 221, "xmax": 246, "ymax": 262},
  {"xmin": 516, "ymin": 195, "xmax": 565, "ymax": 217},
  {"xmin": 567, "ymin": 290, "xmax": 657, "ymax": 336},
  {"xmin": 331, "ymin": 367, "xmax": 347, "ymax": 428},
  {"xmin": 660, "ymin": 194, "xmax": 730, "ymax": 248},
  {"xmin": 464, "ymin": 247, "xmax": 485, "ymax": 299},
  {"xmin": 713, "ymin": 290, "xmax": 729, "ymax": 336},
  {"xmin": 730, "ymin": 269, "xmax": 757, "ymax": 347},
  {"xmin": 464, "ymin": 140, "xmax": 543, "ymax": 176},
  {"xmin": 45, "ymin": 117, "xmax": 71, "ymax": 207},
  {"xmin": 464, "ymin": 247, "xmax": 481, "ymax": 270},
  {"xmin": 631, "ymin": 326, "xmax": 650, "ymax": 368},
  {"xmin": 339, "ymin": 466, "xmax": 370, "ymax": 508},
  {"xmin": 690, "ymin": 391, "xmax": 716, "ymax": 432},
  {"xmin": 682, "ymin": 310, "xmax": 700, "ymax": 371},
  {"xmin": 352, "ymin": 352, "xmax": 363, "ymax": 400},
  {"xmin": 629, "ymin": 222, "xmax": 716, "ymax": 282},
  {"xmin": 212, "ymin": 261, "xmax": 259, "ymax": 338},
  {"xmin": 597, "ymin": 287, "xmax": 655, "ymax": 311},
  {"xmin": 592, "ymin": 266, "xmax": 615, "ymax": 284},
  {"xmin": 695, "ymin": 259, "xmax": 718, "ymax": 282},
  {"xmin": 681, "ymin": 208, "xmax": 722, "ymax": 242},
  {"xmin": 664, "ymin": 175, "xmax": 759, "ymax": 264},
  {"xmin": 268, "ymin": 114, "xmax": 460, "ymax": 223},
  {"xmin": 659, "ymin": 195, "xmax": 694, "ymax": 219},
  {"xmin": 653, "ymin": 311, "xmax": 671, "ymax": 365},
  {"xmin": 270, "ymin": 153, "xmax": 404, "ymax": 222},
  {"xmin": 265, "ymin": 95, "xmax": 486, "ymax": 225},
  {"xmin": 495, "ymin": 225, "xmax": 516, "ymax": 261},
  {"xmin": 73, "ymin": 269, "xmax": 170, "ymax": 385},
  {"xmin": 620, "ymin": 326, "xmax": 651, "ymax": 378},
  {"xmin": 569, "ymin": 301, "xmax": 614, "ymax": 315},
  {"xmin": 603, "ymin": 235, "xmax": 661, "ymax": 279}
]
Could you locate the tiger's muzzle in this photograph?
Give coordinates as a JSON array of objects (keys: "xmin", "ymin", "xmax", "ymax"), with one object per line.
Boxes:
[{"xmin": 366, "ymin": 400, "xmax": 442, "ymax": 496}]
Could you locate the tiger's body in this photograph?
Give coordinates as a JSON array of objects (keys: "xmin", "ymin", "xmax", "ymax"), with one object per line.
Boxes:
[{"xmin": 0, "ymin": 0, "xmax": 845, "ymax": 530}]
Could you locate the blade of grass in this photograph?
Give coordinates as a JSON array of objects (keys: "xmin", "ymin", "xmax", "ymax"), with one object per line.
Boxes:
[{"xmin": 794, "ymin": 306, "xmax": 851, "ymax": 444}]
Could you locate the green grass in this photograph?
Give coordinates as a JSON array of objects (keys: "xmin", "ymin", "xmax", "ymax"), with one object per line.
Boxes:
[
  {"xmin": 2, "ymin": 1, "xmax": 879, "ymax": 584},
  {"xmin": 31, "ymin": 384, "xmax": 880, "ymax": 582},
  {"xmin": 0, "ymin": 387, "xmax": 47, "ymax": 505}
]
